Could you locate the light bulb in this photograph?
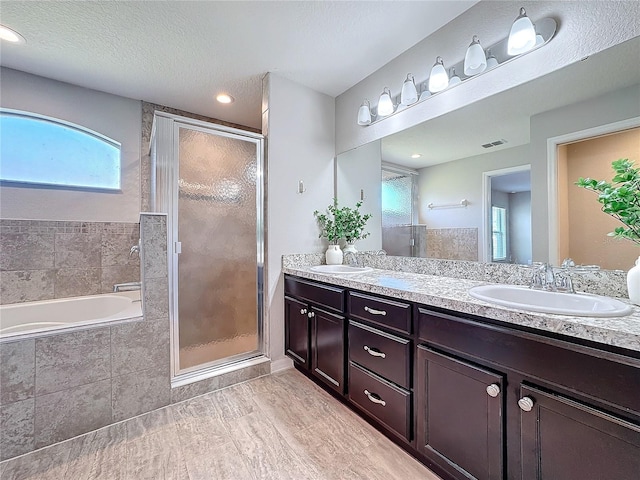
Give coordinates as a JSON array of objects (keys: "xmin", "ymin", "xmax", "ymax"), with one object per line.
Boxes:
[
  {"xmin": 357, "ymin": 100, "xmax": 372, "ymax": 125},
  {"xmin": 464, "ymin": 35, "xmax": 487, "ymax": 76},
  {"xmin": 449, "ymin": 68, "xmax": 461, "ymax": 86},
  {"xmin": 428, "ymin": 57, "xmax": 449, "ymax": 93},
  {"xmin": 507, "ymin": 7, "xmax": 536, "ymax": 55},
  {"xmin": 486, "ymin": 49, "xmax": 498, "ymax": 69},
  {"xmin": 377, "ymin": 87, "xmax": 394, "ymax": 117},
  {"xmin": 400, "ymin": 74, "xmax": 418, "ymax": 105}
]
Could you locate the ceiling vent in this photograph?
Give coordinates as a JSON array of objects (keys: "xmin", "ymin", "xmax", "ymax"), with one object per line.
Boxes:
[{"xmin": 482, "ymin": 139, "xmax": 508, "ymax": 149}]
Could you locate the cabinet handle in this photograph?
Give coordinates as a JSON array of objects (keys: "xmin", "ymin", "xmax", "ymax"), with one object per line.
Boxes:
[
  {"xmin": 364, "ymin": 390, "xmax": 386, "ymax": 407},
  {"xmin": 518, "ymin": 396, "xmax": 535, "ymax": 412},
  {"xmin": 308, "ymin": 311, "xmax": 315, "ymax": 318},
  {"xmin": 364, "ymin": 306, "xmax": 387, "ymax": 316},
  {"xmin": 486, "ymin": 384, "xmax": 500, "ymax": 397},
  {"xmin": 363, "ymin": 345, "xmax": 386, "ymax": 358},
  {"xmin": 300, "ymin": 308, "xmax": 307, "ymax": 315}
]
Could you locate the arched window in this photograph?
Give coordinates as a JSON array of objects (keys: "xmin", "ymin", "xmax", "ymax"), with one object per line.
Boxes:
[{"xmin": 0, "ymin": 109, "xmax": 121, "ymax": 190}]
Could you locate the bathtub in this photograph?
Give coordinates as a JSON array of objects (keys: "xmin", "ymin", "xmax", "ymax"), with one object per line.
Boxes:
[{"xmin": 0, "ymin": 291, "xmax": 143, "ymax": 341}]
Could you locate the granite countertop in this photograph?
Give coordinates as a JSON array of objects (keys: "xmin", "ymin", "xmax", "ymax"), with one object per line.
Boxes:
[{"xmin": 282, "ymin": 265, "xmax": 640, "ymax": 354}]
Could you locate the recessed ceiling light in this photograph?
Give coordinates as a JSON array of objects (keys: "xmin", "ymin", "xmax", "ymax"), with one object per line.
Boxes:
[
  {"xmin": 411, "ymin": 153, "xmax": 422, "ymax": 159},
  {"xmin": 216, "ymin": 93, "xmax": 235, "ymax": 104},
  {"xmin": 0, "ymin": 25, "xmax": 26, "ymax": 44}
]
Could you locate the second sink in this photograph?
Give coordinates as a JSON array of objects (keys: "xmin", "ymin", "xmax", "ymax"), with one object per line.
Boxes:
[{"xmin": 468, "ymin": 284, "xmax": 633, "ymax": 317}]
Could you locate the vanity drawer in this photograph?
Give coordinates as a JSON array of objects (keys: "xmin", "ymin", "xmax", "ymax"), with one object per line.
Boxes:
[
  {"xmin": 284, "ymin": 276, "xmax": 345, "ymax": 313},
  {"xmin": 349, "ymin": 321, "xmax": 411, "ymax": 389},
  {"xmin": 347, "ymin": 292, "xmax": 412, "ymax": 334},
  {"xmin": 348, "ymin": 362, "xmax": 411, "ymax": 441}
]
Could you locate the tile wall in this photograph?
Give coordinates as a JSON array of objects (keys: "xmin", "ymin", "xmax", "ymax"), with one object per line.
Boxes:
[{"xmin": 0, "ymin": 220, "xmax": 140, "ymax": 304}]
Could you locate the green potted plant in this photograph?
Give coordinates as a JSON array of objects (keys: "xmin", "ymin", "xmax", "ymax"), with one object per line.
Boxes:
[
  {"xmin": 314, "ymin": 199, "xmax": 372, "ymax": 264},
  {"xmin": 576, "ymin": 158, "xmax": 640, "ymax": 304}
]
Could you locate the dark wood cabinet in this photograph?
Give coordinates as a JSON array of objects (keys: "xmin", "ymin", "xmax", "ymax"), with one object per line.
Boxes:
[
  {"xmin": 416, "ymin": 346, "xmax": 504, "ymax": 480},
  {"xmin": 311, "ymin": 306, "xmax": 345, "ymax": 394},
  {"xmin": 284, "ymin": 274, "xmax": 640, "ymax": 480},
  {"xmin": 520, "ymin": 384, "xmax": 640, "ymax": 480},
  {"xmin": 284, "ymin": 296, "xmax": 310, "ymax": 368}
]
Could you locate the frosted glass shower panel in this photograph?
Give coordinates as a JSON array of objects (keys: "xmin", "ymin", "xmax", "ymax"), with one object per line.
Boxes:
[
  {"xmin": 382, "ymin": 172, "xmax": 414, "ymax": 256},
  {"xmin": 177, "ymin": 127, "xmax": 258, "ymax": 369}
]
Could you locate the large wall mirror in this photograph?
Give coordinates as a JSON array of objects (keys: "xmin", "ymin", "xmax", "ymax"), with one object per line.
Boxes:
[{"xmin": 336, "ymin": 37, "xmax": 640, "ymax": 270}]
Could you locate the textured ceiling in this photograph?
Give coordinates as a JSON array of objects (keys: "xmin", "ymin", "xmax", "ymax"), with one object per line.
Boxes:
[
  {"xmin": 382, "ymin": 36, "xmax": 640, "ymax": 169},
  {"xmin": 0, "ymin": 1, "xmax": 478, "ymax": 129}
]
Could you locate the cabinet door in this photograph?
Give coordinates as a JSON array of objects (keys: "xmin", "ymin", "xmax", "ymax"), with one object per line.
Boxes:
[
  {"xmin": 520, "ymin": 384, "xmax": 640, "ymax": 480},
  {"xmin": 311, "ymin": 306, "xmax": 345, "ymax": 394},
  {"xmin": 285, "ymin": 296, "xmax": 310, "ymax": 369},
  {"xmin": 416, "ymin": 346, "xmax": 504, "ymax": 480}
]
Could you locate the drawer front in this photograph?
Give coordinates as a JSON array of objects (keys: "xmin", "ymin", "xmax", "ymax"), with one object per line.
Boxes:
[
  {"xmin": 418, "ymin": 308, "xmax": 640, "ymax": 417},
  {"xmin": 284, "ymin": 276, "xmax": 344, "ymax": 313},
  {"xmin": 349, "ymin": 321, "xmax": 411, "ymax": 389},
  {"xmin": 348, "ymin": 362, "xmax": 411, "ymax": 441},
  {"xmin": 348, "ymin": 292, "xmax": 411, "ymax": 334}
]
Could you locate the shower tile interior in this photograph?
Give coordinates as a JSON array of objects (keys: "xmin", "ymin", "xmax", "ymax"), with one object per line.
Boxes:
[{"xmin": 0, "ymin": 370, "xmax": 441, "ymax": 480}]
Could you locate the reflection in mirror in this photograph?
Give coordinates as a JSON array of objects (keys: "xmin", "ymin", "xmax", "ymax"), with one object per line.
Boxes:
[{"xmin": 336, "ymin": 37, "xmax": 640, "ymax": 268}]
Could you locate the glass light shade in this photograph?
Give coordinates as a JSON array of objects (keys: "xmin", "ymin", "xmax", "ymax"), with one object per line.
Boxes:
[
  {"xmin": 507, "ymin": 7, "xmax": 536, "ymax": 55},
  {"xmin": 357, "ymin": 100, "xmax": 372, "ymax": 125},
  {"xmin": 535, "ymin": 33, "xmax": 544, "ymax": 46},
  {"xmin": 486, "ymin": 49, "xmax": 499, "ymax": 69},
  {"xmin": 464, "ymin": 36, "xmax": 487, "ymax": 76},
  {"xmin": 400, "ymin": 74, "xmax": 418, "ymax": 105},
  {"xmin": 428, "ymin": 57, "xmax": 449, "ymax": 93},
  {"xmin": 449, "ymin": 68, "xmax": 461, "ymax": 86},
  {"xmin": 377, "ymin": 87, "xmax": 394, "ymax": 117},
  {"xmin": 418, "ymin": 88, "xmax": 431, "ymax": 101}
]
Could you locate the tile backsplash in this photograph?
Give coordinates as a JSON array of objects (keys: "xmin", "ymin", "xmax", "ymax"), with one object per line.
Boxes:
[{"xmin": 0, "ymin": 219, "xmax": 140, "ymax": 304}]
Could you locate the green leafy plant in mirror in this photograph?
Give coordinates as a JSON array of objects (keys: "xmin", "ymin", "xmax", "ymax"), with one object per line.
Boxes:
[
  {"xmin": 314, "ymin": 199, "xmax": 372, "ymax": 244},
  {"xmin": 576, "ymin": 158, "xmax": 640, "ymax": 246}
]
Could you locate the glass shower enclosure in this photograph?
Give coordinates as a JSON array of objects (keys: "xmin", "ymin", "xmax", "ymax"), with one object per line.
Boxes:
[{"xmin": 151, "ymin": 112, "xmax": 264, "ymax": 380}]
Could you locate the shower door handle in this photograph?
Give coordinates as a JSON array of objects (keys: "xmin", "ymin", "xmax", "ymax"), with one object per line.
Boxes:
[{"xmin": 175, "ymin": 242, "xmax": 182, "ymax": 254}]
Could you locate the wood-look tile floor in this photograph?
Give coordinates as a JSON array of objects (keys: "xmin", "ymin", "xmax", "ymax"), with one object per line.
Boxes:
[{"xmin": 0, "ymin": 369, "xmax": 441, "ymax": 480}]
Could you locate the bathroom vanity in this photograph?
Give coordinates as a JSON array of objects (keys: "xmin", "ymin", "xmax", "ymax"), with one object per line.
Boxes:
[{"xmin": 283, "ymin": 266, "xmax": 640, "ymax": 480}]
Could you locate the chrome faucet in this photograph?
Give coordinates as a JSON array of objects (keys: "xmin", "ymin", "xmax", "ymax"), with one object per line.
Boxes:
[
  {"xmin": 113, "ymin": 281, "xmax": 141, "ymax": 292},
  {"xmin": 530, "ymin": 263, "xmax": 556, "ymax": 291},
  {"xmin": 130, "ymin": 240, "xmax": 141, "ymax": 257},
  {"xmin": 343, "ymin": 251, "xmax": 360, "ymax": 267}
]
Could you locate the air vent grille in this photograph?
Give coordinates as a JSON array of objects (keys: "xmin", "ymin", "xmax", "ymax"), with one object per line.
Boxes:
[{"xmin": 482, "ymin": 139, "xmax": 508, "ymax": 149}]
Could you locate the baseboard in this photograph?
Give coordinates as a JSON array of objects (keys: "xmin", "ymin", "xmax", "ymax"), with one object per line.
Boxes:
[{"xmin": 270, "ymin": 357, "xmax": 294, "ymax": 373}]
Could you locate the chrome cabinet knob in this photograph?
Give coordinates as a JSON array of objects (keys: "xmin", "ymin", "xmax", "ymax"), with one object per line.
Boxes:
[
  {"xmin": 518, "ymin": 396, "xmax": 535, "ymax": 412},
  {"xmin": 300, "ymin": 308, "xmax": 307, "ymax": 315},
  {"xmin": 308, "ymin": 311, "xmax": 315, "ymax": 318},
  {"xmin": 486, "ymin": 384, "xmax": 500, "ymax": 397}
]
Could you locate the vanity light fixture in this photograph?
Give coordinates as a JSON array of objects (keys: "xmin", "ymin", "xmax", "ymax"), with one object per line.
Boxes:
[
  {"xmin": 464, "ymin": 36, "xmax": 487, "ymax": 76},
  {"xmin": 356, "ymin": 6, "xmax": 556, "ymax": 127},
  {"xmin": 357, "ymin": 100, "xmax": 372, "ymax": 126},
  {"xmin": 0, "ymin": 24, "xmax": 26, "ymax": 44},
  {"xmin": 448, "ymin": 68, "xmax": 461, "ymax": 87},
  {"xmin": 400, "ymin": 74, "xmax": 418, "ymax": 106},
  {"xmin": 507, "ymin": 7, "xmax": 536, "ymax": 56},
  {"xmin": 216, "ymin": 93, "xmax": 235, "ymax": 104},
  {"xmin": 428, "ymin": 57, "xmax": 449, "ymax": 93},
  {"xmin": 377, "ymin": 87, "xmax": 395, "ymax": 117}
]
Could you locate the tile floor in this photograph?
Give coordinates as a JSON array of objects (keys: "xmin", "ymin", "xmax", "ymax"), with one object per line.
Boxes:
[{"xmin": 0, "ymin": 369, "xmax": 440, "ymax": 480}]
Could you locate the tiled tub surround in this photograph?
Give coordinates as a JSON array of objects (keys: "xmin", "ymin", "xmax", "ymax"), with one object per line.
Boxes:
[
  {"xmin": 282, "ymin": 255, "xmax": 639, "ymax": 353},
  {"xmin": 0, "ymin": 214, "xmax": 268, "ymax": 462},
  {"xmin": 0, "ymin": 220, "xmax": 140, "ymax": 304}
]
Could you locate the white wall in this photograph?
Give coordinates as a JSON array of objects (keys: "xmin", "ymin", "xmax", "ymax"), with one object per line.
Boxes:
[
  {"xmin": 335, "ymin": 140, "xmax": 382, "ymax": 251},
  {"xmin": 509, "ymin": 191, "xmax": 532, "ymax": 265},
  {"xmin": 263, "ymin": 73, "xmax": 335, "ymax": 366},
  {"xmin": 0, "ymin": 68, "xmax": 141, "ymax": 222},
  {"xmin": 417, "ymin": 144, "xmax": 530, "ymax": 260},
  {"xmin": 335, "ymin": 1, "xmax": 640, "ymax": 155}
]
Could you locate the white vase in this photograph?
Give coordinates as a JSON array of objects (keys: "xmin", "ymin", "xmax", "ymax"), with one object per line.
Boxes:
[
  {"xmin": 628, "ymin": 256, "xmax": 640, "ymax": 305},
  {"xmin": 343, "ymin": 242, "xmax": 357, "ymax": 254},
  {"xmin": 325, "ymin": 245, "xmax": 343, "ymax": 265}
]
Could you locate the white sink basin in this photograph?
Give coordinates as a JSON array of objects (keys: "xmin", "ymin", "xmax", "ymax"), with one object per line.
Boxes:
[
  {"xmin": 309, "ymin": 265, "xmax": 372, "ymax": 274},
  {"xmin": 468, "ymin": 284, "xmax": 633, "ymax": 317}
]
